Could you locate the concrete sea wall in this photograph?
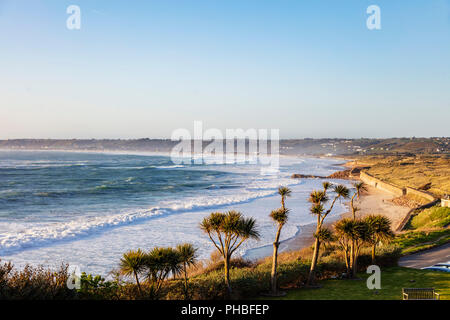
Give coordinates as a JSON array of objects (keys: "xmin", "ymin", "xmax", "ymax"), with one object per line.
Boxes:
[
  {"xmin": 359, "ymin": 171, "xmax": 405, "ymax": 197},
  {"xmin": 359, "ymin": 171, "xmax": 442, "ymax": 231}
]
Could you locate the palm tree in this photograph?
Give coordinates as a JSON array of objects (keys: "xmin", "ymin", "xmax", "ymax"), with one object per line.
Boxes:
[
  {"xmin": 350, "ymin": 182, "xmax": 367, "ymax": 219},
  {"xmin": 335, "ymin": 218, "xmax": 370, "ymax": 278},
  {"xmin": 364, "ymin": 215, "xmax": 394, "ymax": 263},
  {"xmin": 307, "ymin": 183, "xmax": 349, "ymax": 285},
  {"xmin": 308, "ymin": 203, "xmax": 325, "ymax": 285},
  {"xmin": 200, "ymin": 211, "xmax": 260, "ymax": 295},
  {"xmin": 347, "ymin": 182, "xmax": 367, "ymax": 277},
  {"xmin": 269, "ymin": 207, "xmax": 289, "ymax": 294},
  {"xmin": 119, "ymin": 249, "xmax": 147, "ymax": 295},
  {"xmin": 176, "ymin": 243, "xmax": 198, "ymax": 299},
  {"xmin": 145, "ymin": 247, "xmax": 182, "ymax": 294},
  {"xmin": 278, "ymin": 186, "xmax": 292, "ymax": 210},
  {"xmin": 350, "ymin": 219, "xmax": 370, "ymax": 277},
  {"xmin": 335, "ymin": 218, "xmax": 361, "ymax": 278},
  {"xmin": 334, "ymin": 218, "xmax": 354, "ymax": 276}
]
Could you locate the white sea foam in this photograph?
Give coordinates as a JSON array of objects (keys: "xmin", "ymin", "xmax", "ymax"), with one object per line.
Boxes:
[
  {"xmin": 154, "ymin": 165, "xmax": 185, "ymax": 169},
  {"xmin": 0, "ymin": 189, "xmax": 278, "ymax": 255}
]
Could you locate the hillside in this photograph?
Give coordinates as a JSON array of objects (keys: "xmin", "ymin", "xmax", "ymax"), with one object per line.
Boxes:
[{"xmin": 0, "ymin": 137, "xmax": 448, "ymax": 156}]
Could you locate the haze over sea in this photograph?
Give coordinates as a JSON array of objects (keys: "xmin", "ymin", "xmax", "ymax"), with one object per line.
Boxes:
[{"xmin": 0, "ymin": 150, "xmax": 347, "ymax": 275}]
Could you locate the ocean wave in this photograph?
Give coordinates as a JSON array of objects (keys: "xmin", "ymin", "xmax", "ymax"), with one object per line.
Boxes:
[
  {"xmin": 0, "ymin": 190, "xmax": 28, "ymax": 199},
  {"xmin": 0, "ymin": 189, "xmax": 277, "ymax": 255},
  {"xmin": 99, "ymin": 165, "xmax": 185, "ymax": 170},
  {"xmin": 245, "ymin": 177, "xmax": 301, "ymax": 191},
  {"xmin": 206, "ymin": 184, "xmax": 240, "ymax": 190},
  {"xmin": 0, "ymin": 160, "xmax": 90, "ymax": 170},
  {"xmin": 154, "ymin": 165, "xmax": 185, "ymax": 169},
  {"xmin": 98, "ymin": 166, "xmax": 147, "ymax": 170},
  {"xmin": 34, "ymin": 192, "xmax": 62, "ymax": 198}
]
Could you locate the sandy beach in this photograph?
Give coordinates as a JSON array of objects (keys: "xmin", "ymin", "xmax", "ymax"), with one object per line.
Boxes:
[{"xmin": 340, "ymin": 184, "xmax": 411, "ymax": 229}]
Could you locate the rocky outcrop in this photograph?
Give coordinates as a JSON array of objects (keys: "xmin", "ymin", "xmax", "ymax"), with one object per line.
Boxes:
[
  {"xmin": 291, "ymin": 173, "xmax": 327, "ymax": 179},
  {"xmin": 291, "ymin": 166, "xmax": 371, "ymax": 180},
  {"xmin": 327, "ymin": 170, "xmax": 351, "ymax": 179}
]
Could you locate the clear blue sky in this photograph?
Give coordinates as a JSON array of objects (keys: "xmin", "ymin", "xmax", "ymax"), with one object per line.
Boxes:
[{"xmin": 1, "ymin": 0, "xmax": 449, "ymax": 139}]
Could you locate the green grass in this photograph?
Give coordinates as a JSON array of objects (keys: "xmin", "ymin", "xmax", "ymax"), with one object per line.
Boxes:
[
  {"xmin": 393, "ymin": 229, "xmax": 450, "ymax": 254},
  {"xmin": 395, "ymin": 206, "xmax": 450, "ymax": 255},
  {"xmin": 408, "ymin": 206, "xmax": 450, "ymax": 229},
  {"xmin": 265, "ymin": 267, "xmax": 450, "ymax": 300},
  {"xmin": 394, "ymin": 229, "xmax": 450, "ymax": 248}
]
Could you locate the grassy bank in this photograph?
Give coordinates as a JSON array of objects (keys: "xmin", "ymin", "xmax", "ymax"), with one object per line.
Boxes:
[
  {"xmin": 394, "ymin": 206, "xmax": 450, "ymax": 255},
  {"xmin": 266, "ymin": 267, "xmax": 450, "ymax": 300}
]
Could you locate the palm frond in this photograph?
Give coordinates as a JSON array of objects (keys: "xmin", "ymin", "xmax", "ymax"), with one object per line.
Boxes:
[
  {"xmin": 119, "ymin": 249, "xmax": 147, "ymax": 277},
  {"xmin": 310, "ymin": 204, "xmax": 324, "ymax": 216},
  {"xmin": 322, "ymin": 182, "xmax": 332, "ymax": 191},
  {"xmin": 353, "ymin": 182, "xmax": 367, "ymax": 198},
  {"xmin": 278, "ymin": 186, "xmax": 292, "ymax": 198},
  {"xmin": 176, "ymin": 243, "xmax": 198, "ymax": 267},
  {"xmin": 270, "ymin": 208, "xmax": 289, "ymax": 225},
  {"xmin": 308, "ymin": 190, "xmax": 328, "ymax": 204},
  {"xmin": 333, "ymin": 185, "xmax": 350, "ymax": 199}
]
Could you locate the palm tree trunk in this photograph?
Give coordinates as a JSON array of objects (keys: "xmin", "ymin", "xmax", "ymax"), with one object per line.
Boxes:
[
  {"xmin": 350, "ymin": 196, "xmax": 356, "ymax": 275},
  {"xmin": 343, "ymin": 247, "xmax": 350, "ymax": 276},
  {"xmin": 352, "ymin": 246, "xmax": 359, "ymax": 278},
  {"xmin": 183, "ymin": 262, "xmax": 188, "ymax": 300},
  {"xmin": 307, "ymin": 238, "xmax": 321, "ymax": 285},
  {"xmin": 271, "ymin": 226, "xmax": 282, "ymax": 294},
  {"xmin": 371, "ymin": 244, "xmax": 376, "ymax": 264},
  {"xmin": 134, "ymin": 271, "xmax": 143, "ymax": 296},
  {"xmin": 350, "ymin": 194, "xmax": 357, "ymax": 220},
  {"xmin": 349, "ymin": 240, "xmax": 355, "ymax": 278},
  {"xmin": 224, "ymin": 255, "xmax": 232, "ymax": 296}
]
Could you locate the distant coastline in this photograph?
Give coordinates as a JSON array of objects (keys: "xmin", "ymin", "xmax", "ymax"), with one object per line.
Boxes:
[{"xmin": 1, "ymin": 137, "xmax": 448, "ymax": 156}]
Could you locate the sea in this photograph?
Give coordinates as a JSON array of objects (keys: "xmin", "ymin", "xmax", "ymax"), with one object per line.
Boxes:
[{"xmin": 0, "ymin": 150, "xmax": 349, "ymax": 276}]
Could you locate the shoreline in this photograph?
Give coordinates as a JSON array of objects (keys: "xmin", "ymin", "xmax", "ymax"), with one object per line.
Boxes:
[{"xmin": 243, "ymin": 160, "xmax": 353, "ymax": 261}]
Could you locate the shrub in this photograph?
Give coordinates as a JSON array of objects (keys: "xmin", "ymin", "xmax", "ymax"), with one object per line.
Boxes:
[
  {"xmin": 0, "ymin": 261, "xmax": 75, "ymax": 300},
  {"xmin": 0, "ymin": 239, "xmax": 403, "ymax": 300},
  {"xmin": 77, "ymin": 272, "xmax": 119, "ymax": 300}
]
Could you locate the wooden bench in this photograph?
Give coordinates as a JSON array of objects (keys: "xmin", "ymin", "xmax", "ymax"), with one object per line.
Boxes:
[{"xmin": 402, "ymin": 288, "xmax": 440, "ymax": 300}]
